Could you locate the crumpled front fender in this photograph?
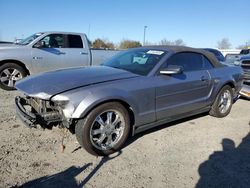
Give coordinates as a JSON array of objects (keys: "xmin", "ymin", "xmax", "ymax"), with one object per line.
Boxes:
[{"xmin": 71, "ymin": 88, "xmax": 138, "ymax": 120}]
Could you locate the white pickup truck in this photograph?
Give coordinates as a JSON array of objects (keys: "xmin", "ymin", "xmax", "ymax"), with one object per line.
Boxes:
[{"xmin": 0, "ymin": 31, "xmax": 120, "ymax": 90}]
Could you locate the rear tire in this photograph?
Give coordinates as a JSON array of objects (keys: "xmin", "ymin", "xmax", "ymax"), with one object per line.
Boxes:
[
  {"xmin": 75, "ymin": 102, "xmax": 130, "ymax": 156},
  {"xmin": 0, "ymin": 63, "xmax": 27, "ymax": 90},
  {"xmin": 209, "ymin": 85, "xmax": 233, "ymax": 118}
]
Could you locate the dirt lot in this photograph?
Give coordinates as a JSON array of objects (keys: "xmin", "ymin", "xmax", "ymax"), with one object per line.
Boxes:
[{"xmin": 0, "ymin": 90, "xmax": 249, "ymax": 188}]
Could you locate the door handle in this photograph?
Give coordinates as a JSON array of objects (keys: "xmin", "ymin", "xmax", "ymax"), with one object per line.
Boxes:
[
  {"xmin": 80, "ymin": 52, "xmax": 88, "ymax": 55},
  {"xmin": 201, "ymin": 76, "xmax": 209, "ymax": 81}
]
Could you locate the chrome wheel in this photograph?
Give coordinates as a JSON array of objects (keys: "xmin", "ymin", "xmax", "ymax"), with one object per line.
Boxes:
[
  {"xmin": 90, "ymin": 110, "xmax": 125, "ymax": 151},
  {"xmin": 218, "ymin": 89, "xmax": 232, "ymax": 114},
  {"xmin": 0, "ymin": 68, "xmax": 23, "ymax": 87},
  {"xmin": 75, "ymin": 102, "xmax": 130, "ymax": 156}
]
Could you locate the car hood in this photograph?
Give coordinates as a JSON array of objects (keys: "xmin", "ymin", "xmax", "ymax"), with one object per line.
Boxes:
[{"xmin": 15, "ymin": 66, "xmax": 139, "ymax": 100}]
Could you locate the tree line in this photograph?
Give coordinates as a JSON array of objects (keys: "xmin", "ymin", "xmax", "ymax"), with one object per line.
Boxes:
[
  {"xmin": 216, "ymin": 38, "xmax": 249, "ymax": 49},
  {"xmin": 91, "ymin": 37, "xmax": 249, "ymax": 50},
  {"xmin": 91, "ymin": 38, "xmax": 185, "ymax": 49}
]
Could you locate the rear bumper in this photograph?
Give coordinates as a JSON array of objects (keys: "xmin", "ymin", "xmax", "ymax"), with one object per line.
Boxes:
[{"xmin": 15, "ymin": 97, "xmax": 37, "ymax": 128}]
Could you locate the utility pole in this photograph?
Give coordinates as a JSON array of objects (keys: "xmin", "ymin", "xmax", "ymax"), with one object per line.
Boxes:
[{"xmin": 143, "ymin": 26, "xmax": 147, "ymax": 46}]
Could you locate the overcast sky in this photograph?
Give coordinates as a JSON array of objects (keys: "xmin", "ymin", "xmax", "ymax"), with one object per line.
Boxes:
[{"xmin": 1, "ymin": 0, "xmax": 249, "ymax": 48}]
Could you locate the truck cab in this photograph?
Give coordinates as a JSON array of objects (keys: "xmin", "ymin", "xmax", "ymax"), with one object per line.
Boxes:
[
  {"xmin": 15, "ymin": 32, "xmax": 91, "ymax": 74},
  {"xmin": 0, "ymin": 31, "xmax": 119, "ymax": 90}
]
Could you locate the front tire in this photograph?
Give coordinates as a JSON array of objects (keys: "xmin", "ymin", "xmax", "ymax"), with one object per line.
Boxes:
[
  {"xmin": 75, "ymin": 102, "xmax": 130, "ymax": 156},
  {"xmin": 209, "ymin": 85, "xmax": 233, "ymax": 118},
  {"xmin": 0, "ymin": 63, "xmax": 27, "ymax": 90}
]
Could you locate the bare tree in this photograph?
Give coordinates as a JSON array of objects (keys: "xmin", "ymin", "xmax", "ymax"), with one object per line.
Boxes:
[
  {"xmin": 144, "ymin": 41, "xmax": 157, "ymax": 46},
  {"xmin": 217, "ymin": 38, "xmax": 231, "ymax": 49},
  {"xmin": 236, "ymin": 40, "xmax": 250, "ymax": 49},
  {"xmin": 159, "ymin": 39, "xmax": 173, "ymax": 45},
  {"xmin": 236, "ymin": 44, "xmax": 246, "ymax": 50},
  {"xmin": 159, "ymin": 38, "xmax": 185, "ymax": 46},
  {"xmin": 174, "ymin": 39, "xmax": 185, "ymax": 46}
]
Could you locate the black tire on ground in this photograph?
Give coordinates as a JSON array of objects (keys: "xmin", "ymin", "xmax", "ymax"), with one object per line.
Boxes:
[
  {"xmin": 75, "ymin": 102, "xmax": 130, "ymax": 156},
  {"xmin": 0, "ymin": 63, "xmax": 27, "ymax": 90},
  {"xmin": 209, "ymin": 85, "xmax": 233, "ymax": 118}
]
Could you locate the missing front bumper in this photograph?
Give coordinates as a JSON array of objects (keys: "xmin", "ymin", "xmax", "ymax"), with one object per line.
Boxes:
[
  {"xmin": 15, "ymin": 96, "xmax": 62, "ymax": 129},
  {"xmin": 15, "ymin": 97, "xmax": 37, "ymax": 128}
]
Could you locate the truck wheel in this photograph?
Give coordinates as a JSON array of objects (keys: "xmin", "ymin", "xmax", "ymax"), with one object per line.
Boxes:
[
  {"xmin": 75, "ymin": 102, "xmax": 130, "ymax": 156},
  {"xmin": 0, "ymin": 63, "xmax": 27, "ymax": 90},
  {"xmin": 209, "ymin": 85, "xmax": 233, "ymax": 118}
]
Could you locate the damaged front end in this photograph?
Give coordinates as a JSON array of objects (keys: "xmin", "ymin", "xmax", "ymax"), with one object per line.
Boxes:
[
  {"xmin": 15, "ymin": 96, "xmax": 73, "ymax": 129},
  {"xmin": 240, "ymin": 84, "xmax": 250, "ymax": 100}
]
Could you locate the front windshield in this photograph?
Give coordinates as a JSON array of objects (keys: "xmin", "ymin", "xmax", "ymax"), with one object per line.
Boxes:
[
  {"xmin": 103, "ymin": 49, "xmax": 166, "ymax": 75},
  {"xmin": 19, "ymin": 33, "xmax": 44, "ymax": 45}
]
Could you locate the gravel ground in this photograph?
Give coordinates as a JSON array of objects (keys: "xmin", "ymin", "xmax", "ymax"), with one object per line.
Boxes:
[{"xmin": 0, "ymin": 90, "xmax": 249, "ymax": 188}]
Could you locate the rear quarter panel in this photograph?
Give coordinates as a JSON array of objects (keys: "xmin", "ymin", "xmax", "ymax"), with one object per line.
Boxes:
[{"xmin": 207, "ymin": 65, "xmax": 243, "ymax": 104}]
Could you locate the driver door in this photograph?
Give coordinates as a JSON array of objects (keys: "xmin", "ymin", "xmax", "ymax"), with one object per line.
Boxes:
[
  {"xmin": 155, "ymin": 52, "xmax": 213, "ymax": 120},
  {"xmin": 31, "ymin": 34, "xmax": 66, "ymax": 73}
]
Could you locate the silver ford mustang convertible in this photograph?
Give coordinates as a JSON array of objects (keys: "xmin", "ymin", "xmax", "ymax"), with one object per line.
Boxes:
[{"xmin": 15, "ymin": 46, "xmax": 243, "ymax": 156}]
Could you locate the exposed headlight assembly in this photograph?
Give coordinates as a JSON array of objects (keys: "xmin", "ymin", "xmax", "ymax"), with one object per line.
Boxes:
[
  {"xmin": 51, "ymin": 95, "xmax": 75, "ymax": 119},
  {"xmin": 51, "ymin": 95, "xmax": 70, "ymax": 105}
]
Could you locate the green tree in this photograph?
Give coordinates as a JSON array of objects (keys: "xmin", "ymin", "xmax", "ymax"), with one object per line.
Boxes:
[
  {"xmin": 92, "ymin": 38, "xmax": 106, "ymax": 49},
  {"xmin": 105, "ymin": 42, "xmax": 115, "ymax": 49},
  {"xmin": 92, "ymin": 38, "xmax": 115, "ymax": 49},
  {"xmin": 119, "ymin": 39, "xmax": 142, "ymax": 49}
]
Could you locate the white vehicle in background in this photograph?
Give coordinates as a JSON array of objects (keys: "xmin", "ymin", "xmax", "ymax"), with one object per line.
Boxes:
[
  {"xmin": 0, "ymin": 31, "xmax": 120, "ymax": 90},
  {"xmin": 219, "ymin": 49, "xmax": 242, "ymax": 64},
  {"xmin": 219, "ymin": 49, "xmax": 241, "ymax": 57}
]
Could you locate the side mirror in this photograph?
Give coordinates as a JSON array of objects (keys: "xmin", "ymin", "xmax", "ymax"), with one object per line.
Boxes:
[
  {"xmin": 160, "ymin": 65, "xmax": 183, "ymax": 75},
  {"xmin": 33, "ymin": 41, "xmax": 45, "ymax": 48}
]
